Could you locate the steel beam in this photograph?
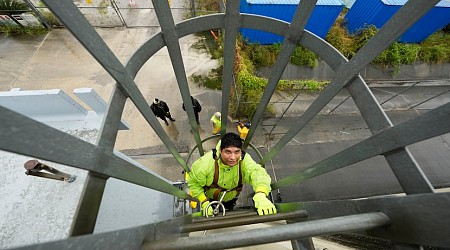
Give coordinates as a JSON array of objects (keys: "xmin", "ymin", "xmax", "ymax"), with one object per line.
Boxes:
[
  {"xmin": 70, "ymin": 86, "xmax": 127, "ymax": 236},
  {"xmin": 0, "ymin": 105, "xmax": 191, "ymax": 200},
  {"xmin": 277, "ymin": 192, "xmax": 450, "ymax": 248},
  {"xmin": 298, "ymin": 32, "xmax": 434, "ymax": 194},
  {"xmin": 41, "ymin": 0, "xmax": 190, "ymax": 172},
  {"xmin": 272, "ymin": 101, "xmax": 450, "ymax": 189},
  {"xmin": 244, "ymin": 0, "xmax": 318, "ymax": 149},
  {"xmin": 220, "ymin": 0, "xmax": 240, "ymax": 135},
  {"xmin": 260, "ymin": 0, "xmax": 441, "ymax": 165},
  {"xmin": 12, "ymin": 216, "xmax": 189, "ymax": 250},
  {"xmin": 143, "ymin": 212, "xmax": 390, "ymax": 250},
  {"xmin": 300, "ymin": 29, "xmax": 434, "ymax": 194},
  {"xmin": 69, "ymin": 173, "xmax": 107, "ymax": 236},
  {"xmin": 152, "ymin": 0, "xmax": 204, "ymax": 155}
]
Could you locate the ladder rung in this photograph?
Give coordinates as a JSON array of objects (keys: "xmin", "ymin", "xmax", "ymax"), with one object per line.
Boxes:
[
  {"xmin": 144, "ymin": 212, "xmax": 390, "ymax": 250},
  {"xmin": 183, "ymin": 210, "xmax": 308, "ymax": 232}
]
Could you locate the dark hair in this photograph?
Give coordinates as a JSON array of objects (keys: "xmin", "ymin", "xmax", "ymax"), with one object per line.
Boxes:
[{"xmin": 220, "ymin": 132, "xmax": 242, "ymax": 150}]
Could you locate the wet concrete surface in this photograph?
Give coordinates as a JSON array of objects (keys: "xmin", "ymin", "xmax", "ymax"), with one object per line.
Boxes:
[
  {"xmin": 0, "ymin": 26, "xmax": 224, "ymax": 248},
  {"xmin": 0, "ymin": 27, "xmax": 222, "ymax": 154}
]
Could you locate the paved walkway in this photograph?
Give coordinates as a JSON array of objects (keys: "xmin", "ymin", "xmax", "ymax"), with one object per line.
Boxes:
[
  {"xmin": 0, "ymin": 26, "xmax": 227, "ymax": 247},
  {"xmin": 0, "ymin": 28, "xmax": 226, "ymax": 152}
]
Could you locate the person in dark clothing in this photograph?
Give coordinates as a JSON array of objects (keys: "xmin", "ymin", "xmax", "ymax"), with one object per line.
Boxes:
[
  {"xmin": 182, "ymin": 96, "xmax": 202, "ymax": 124},
  {"xmin": 150, "ymin": 98, "xmax": 175, "ymax": 126}
]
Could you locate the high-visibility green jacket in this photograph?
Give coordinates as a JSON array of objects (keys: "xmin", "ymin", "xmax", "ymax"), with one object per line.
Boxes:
[
  {"xmin": 188, "ymin": 149, "xmax": 272, "ymax": 203},
  {"xmin": 210, "ymin": 115, "xmax": 221, "ymax": 128}
]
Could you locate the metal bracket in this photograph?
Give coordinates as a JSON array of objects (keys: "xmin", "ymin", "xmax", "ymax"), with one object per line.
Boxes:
[{"xmin": 24, "ymin": 159, "xmax": 76, "ymax": 183}]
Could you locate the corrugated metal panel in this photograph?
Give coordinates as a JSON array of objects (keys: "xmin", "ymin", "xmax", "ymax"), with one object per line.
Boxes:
[
  {"xmin": 345, "ymin": 0, "xmax": 384, "ymax": 33},
  {"xmin": 345, "ymin": 0, "xmax": 450, "ymax": 43},
  {"xmin": 381, "ymin": 0, "xmax": 408, "ymax": 5},
  {"xmin": 240, "ymin": 0, "xmax": 344, "ymax": 44},
  {"xmin": 383, "ymin": 0, "xmax": 450, "ymax": 8},
  {"xmin": 247, "ymin": 0, "xmax": 343, "ymax": 5}
]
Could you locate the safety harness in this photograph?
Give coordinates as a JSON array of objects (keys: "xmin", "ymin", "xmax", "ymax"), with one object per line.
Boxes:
[{"xmin": 204, "ymin": 149, "xmax": 245, "ymax": 200}]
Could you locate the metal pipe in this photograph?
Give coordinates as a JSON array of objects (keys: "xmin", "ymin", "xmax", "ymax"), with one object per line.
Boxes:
[
  {"xmin": 143, "ymin": 212, "xmax": 390, "ymax": 250},
  {"xmin": 23, "ymin": 0, "xmax": 51, "ymax": 29},
  {"xmin": 183, "ymin": 210, "xmax": 307, "ymax": 233},
  {"xmin": 69, "ymin": 173, "xmax": 107, "ymax": 236}
]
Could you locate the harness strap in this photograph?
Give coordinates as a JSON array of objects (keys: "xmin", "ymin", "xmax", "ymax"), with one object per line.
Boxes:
[{"xmin": 205, "ymin": 149, "xmax": 243, "ymax": 200}]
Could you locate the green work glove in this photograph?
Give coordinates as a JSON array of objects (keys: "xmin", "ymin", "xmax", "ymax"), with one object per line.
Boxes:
[
  {"xmin": 253, "ymin": 192, "xmax": 277, "ymax": 216},
  {"xmin": 201, "ymin": 201, "xmax": 214, "ymax": 217}
]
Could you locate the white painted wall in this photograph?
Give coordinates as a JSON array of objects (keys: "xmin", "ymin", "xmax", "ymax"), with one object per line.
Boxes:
[{"xmin": 0, "ymin": 88, "xmax": 176, "ymax": 248}]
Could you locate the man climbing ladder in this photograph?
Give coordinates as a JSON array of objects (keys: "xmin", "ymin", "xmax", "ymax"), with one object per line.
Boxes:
[{"xmin": 187, "ymin": 132, "xmax": 277, "ymax": 216}]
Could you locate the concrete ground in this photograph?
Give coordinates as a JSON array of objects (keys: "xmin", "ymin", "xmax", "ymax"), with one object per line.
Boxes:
[
  {"xmin": 0, "ymin": 28, "xmax": 224, "ymax": 152},
  {"xmin": 0, "ymin": 27, "xmax": 223, "ymax": 247}
]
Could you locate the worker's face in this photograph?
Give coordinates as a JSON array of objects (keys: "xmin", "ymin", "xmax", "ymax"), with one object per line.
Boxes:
[{"xmin": 220, "ymin": 146, "xmax": 241, "ymax": 166}]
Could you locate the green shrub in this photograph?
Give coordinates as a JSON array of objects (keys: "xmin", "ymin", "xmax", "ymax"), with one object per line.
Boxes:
[
  {"xmin": 419, "ymin": 32, "xmax": 450, "ymax": 63},
  {"xmin": 325, "ymin": 16, "xmax": 356, "ymax": 58},
  {"xmin": 0, "ymin": 25, "xmax": 47, "ymax": 37},
  {"xmin": 399, "ymin": 44, "xmax": 420, "ymax": 64},
  {"xmin": 41, "ymin": 11, "xmax": 60, "ymax": 26},
  {"xmin": 237, "ymin": 71, "xmax": 267, "ymax": 90},
  {"xmin": 290, "ymin": 45, "xmax": 317, "ymax": 68},
  {"xmin": 190, "ymin": 65, "xmax": 223, "ymax": 90},
  {"xmin": 231, "ymin": 87, "xmax": 275, "ymax": 119},
  {"xmin": 0, "ymin": 0, "xmax": 28, "ymax": 15},
  {"xmin": 245, "ymin": 43, "xmax": 281, "ymax": 67},
  {"xmin": 194, "ymin": 11, "xmax": 450, "ymax": 119},
  {"xmin": 278, "ymin": 79, "xmax": 328, "ymax": 92},
  {"xmin": 420, "ymin": 44, "xmax": 450, "ymax": 63},
  {"xmin": 188, "ymin": 0, "xmax": 221, "ymax": 17}
]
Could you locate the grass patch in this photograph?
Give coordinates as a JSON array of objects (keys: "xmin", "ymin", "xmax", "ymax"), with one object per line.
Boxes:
[{"xmin": 0, "ymin": 25, "xmax": 47, "ymax": 37}]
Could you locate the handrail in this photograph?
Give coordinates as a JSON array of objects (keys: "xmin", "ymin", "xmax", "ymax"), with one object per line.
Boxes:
[
  {"xmin": 182, "ymin": 210, "xmax": 308, "ymax": 232},
  {"xmin": 143, "ymin": 212, "xmax": 390, "ymax": 250}
]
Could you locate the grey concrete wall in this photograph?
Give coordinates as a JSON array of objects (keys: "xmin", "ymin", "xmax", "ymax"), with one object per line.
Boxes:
[{"xmin": 258, "ymin": 61, "xmax": 450, "ymax": 82}]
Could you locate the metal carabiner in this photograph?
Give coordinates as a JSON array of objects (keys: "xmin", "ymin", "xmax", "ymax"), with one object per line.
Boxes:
[
  {"xmin": 203, "ymin": 191, "xmax": 228, "ymax": 235},
  {"xmin": 205, "ymin": 191, "xmax": 227, "ymax": 218}
]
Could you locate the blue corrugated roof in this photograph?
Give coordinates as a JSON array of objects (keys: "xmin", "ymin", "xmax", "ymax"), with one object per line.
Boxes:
[
  {"xmin": 382, "ymin": 0, "xmax": 450, "ymax": 7},
  {"xmin": 240, "ymin": 0, "xmax": 344, "ymax": 43},
  {"xmin": 346, "ymin": 0, "xmax": 450, "ymax": 43},
  {"xmin": 246, "ymin": 0, "xmax": 344, "ymax": 6}
]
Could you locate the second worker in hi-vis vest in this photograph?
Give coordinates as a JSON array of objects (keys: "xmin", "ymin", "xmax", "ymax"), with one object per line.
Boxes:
[{"xmin": 188, "ymin": 132, "xmax": 277, "ymax": 217}]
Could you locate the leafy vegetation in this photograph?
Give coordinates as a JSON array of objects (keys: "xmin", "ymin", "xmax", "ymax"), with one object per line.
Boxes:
[
  {"xmin": 0, "ymin": 0, "xmax": 50, "ymax": 36},
  {"xmin": 185, "ymin": 0, "xmax": 221, "ymax": 18},
  {"xmin": 0, "ymin": 25, "xmax": 47, "ymax": 36},
  {"xmin": 191, "ymin": 8, "xmax": 450, "ymax": 119},
  {"xmin": 0, "ymin": 0, "xmax": 28, "ymax": 15},
  {"xmin": 35, "ymin": 1, "xmax": 60, "ymax": 26},
  {"xmin": 419, "ymin": 32, "xmax": 450, "ymax": 63},
  {"xmin": 277, "ymin": 79, "xmax": 329, "ymax": 92},
  {"xmin": 326, "ymin": 15, "xmax": 450, "ymax": 73}
]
